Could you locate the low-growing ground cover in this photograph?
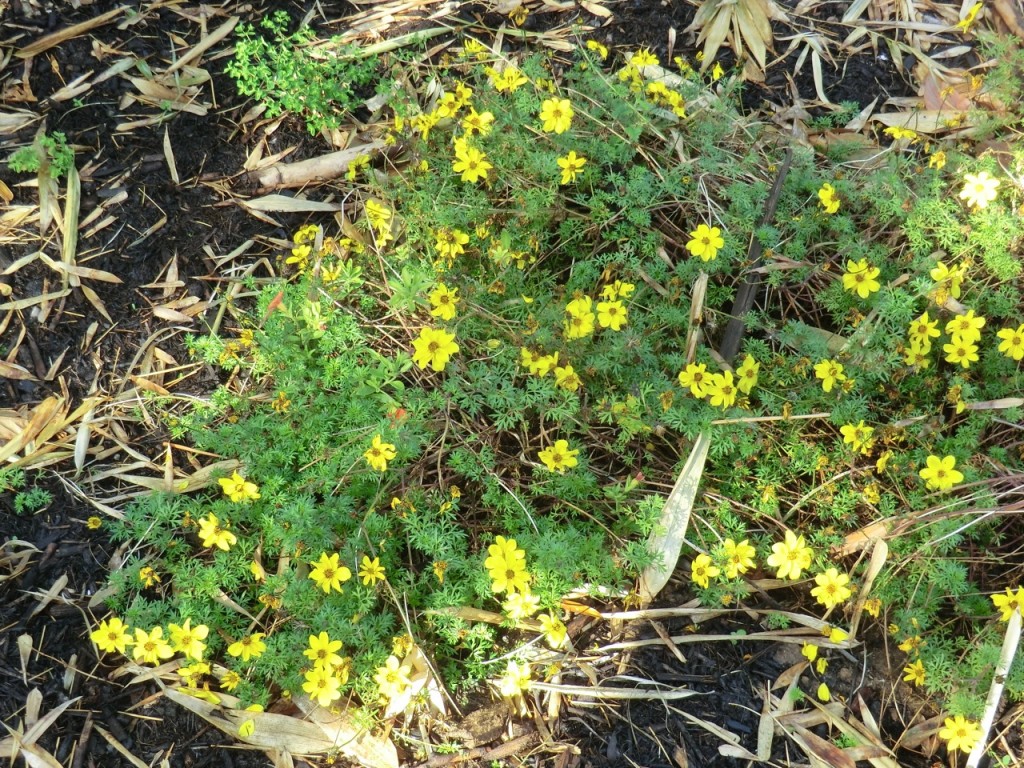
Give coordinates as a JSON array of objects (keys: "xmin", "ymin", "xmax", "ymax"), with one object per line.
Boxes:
[
  {"xmin": 91, "ymin": 26, "xmax": 1024, "ymax": 765},
  {"xmin": 2, "ymin": 1, "xmax": 1024, "ymax": 766}
]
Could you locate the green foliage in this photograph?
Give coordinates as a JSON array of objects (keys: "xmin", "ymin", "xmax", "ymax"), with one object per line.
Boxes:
[
  {"xmin": 8, "ymin": 131, "xmax": 75, "ymax": 178},
  {"xmin": 225, "ymin": 11, "xmax": 382, "ymax": 134},
  {"xmin": 93, "ymin": 37, "xmax": 1024, "ymax": 739},
  {"xmin": 13, "ymin": 485, "xmax": 52, "ymax": 515}
]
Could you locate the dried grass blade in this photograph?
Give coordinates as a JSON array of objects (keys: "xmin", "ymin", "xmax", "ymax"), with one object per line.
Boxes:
[
  {"xmin": 61, "ymin": 164, "xmax": 80, "ymax": 287},
  {"xmin": 16, "ymin": 7, "xmax": 126, "ymax": 58},
  {"xmin": 639, "ymin": 431, "xmax": 710, "ymax": 601},
  {"xmin": 164, "ymin": 16, "xmax": 239, "ymax": 75},
  {"xmin": 530, "ymin": 682, "xmax": 702, "ymax": 700},
  {"xmin": 966, "ymin": 608, "xmax": 1021, "ymax": 768},
  {"xmin": 0, "ymin": 361, "xmax": 38, "ymax": 381},
  {"xmin": 80, "ymin": 284, "xmax": 113, "ymax": 323},
  {"xmin": 0, "ymin": 290, "xmax": 72, "ymax": 312},
  {"xmin": 0, "ymin": 397, "xmax": 62, "ymax": 463}
]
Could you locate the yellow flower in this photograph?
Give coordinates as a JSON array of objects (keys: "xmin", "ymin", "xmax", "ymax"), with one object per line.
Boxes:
[
  {"xmin": 811, "ymin": 568, "xmax": 853, "ymax": 609},
  {"xmin": 557, "ymin": 151, "xmax": 587, "ymax": 185},
  {"xmin": 484, "ymin": 535, "xmax": 530, "ymax": 594},
  {"xmin": 919, "ymin": 454, "xmax": 964, "ymax": 491},
  {"xmin": 586, "ymin": 40, "xmax": 609, "ymax": 59},
  {"xmin": 730, "ymin": 355, "xmax": 758, "ymax": 395},
  {"xmin": 139, "ymin": 566, "xmax": 161, "ymax": 588},
  {"xmin": 801, "ymin": 643, "xmax": 818, "ymax": 662},
  {"xmin": 461, "ymin": 108, "xmax": 494, "ymax": 136},
  {"xmin": 991, "ymin": 586, "xmax": 1024, "ymax": 621},
  {"xmin": 899, "ymin": 634, "xmax": 924, "ymax": 655},
  {"xmin": 630, "ymin": 48, "xmax": 659, "ymax": 67},
  {"xmin": 496, "ymin": 660, "xmax": 532, "ymax": 697},
  {"xmin": 489, "ymin": 65, "xmax": 529, "ymax": 93},
  {"xmin": 411, "ymin": 327, "xmax": 460, "ymax": 372},
  {"xmin": 884, "ymin": 126, "xmax": 918, "ymax": 142},
  {"xmin": 271, "ymin": 391, "xmax": 291, "ymax": 412},
  {"xmin": 374, "ymin": 655, "xmax": 412, "ymax": 701},
  {"xmin": 219, "ymin": 670, "xmax": 242, "ymax": 691},
  {"xmin": 945, "ymin": 309, "xmax": 985, "ymax": 344},
  {"xmin": 554, "ymin": 364, "xmax": 582, "ymax": 392},
  {"xmin": 943, "ymin": 337, "xmax": 979, "ymax": 368},
  {"xmin": 309, "ymin": 552, "xmax": 353, "ymax": 594},
  {"xmin": 87, "ymin": 516, "xmax": 102, "ymax": 530},
  {"xmin": 564, "ymin": 297, "xmax": 596, "ymax": 340},
  {"xmin": 304, "ymin": 631, "xmax": 344, "ymax": 670},
  {"xmin": 722, "ymin": 538, "xmax": 756, "ymax": 579},
  {"xmin": 411, "ymin": 110, "xmax": 441, "ymax": 141},
  {"xmin": 539, "ymin": 613, "xmax": 568, "ymax": 648},
  {"xmin": 816, "ymin": 682, "xmax": 831, "ymax": 702},
  {"xmin": 902, "ymin": 660, "xmax": 926, "ymax": 686},
  {"xmin": 677, "ymin": 363, "xmax": 710, "ymax": 398},
  {"xmin": 842, "ymin": 259, "xmax": 881, "ymax": 299},
  {"xmin": 227, "ymin": 633, "xmax": 266, "ymax": 662},
  {"xmin": 705, "ymin": 371, "xmax": 737, "ymax": 410},
  {"xmin": 903, "ymin": 343, "xmax": 931, "ymax": 368},
  {"xmin": 690, "ymin": 553, "xmax": 720, "ymax": 588},
  {"xmin": 601, "ymin": 280, "xmax": 635, "ymax": 300},
  {"xmin": 132, "ymin": 626, "xmax": 175, "ymax": 666},
  {"xmin": 169, "ymin": 619, "xmax": 209, "ymax": 661},
  {"xmin": 685, "ymin": 223, "xmax": 724, "ymax": 261},
  {"xmin": 928, "ymin": 150, "xmax": 946, "ymax": 169},
  {"xmin": 839, "ymin": 421, "xmax": 874, "ymax": 455},
  {"xmin": 452, "ymin": 146, "xmax": 492, "ymax": 183},
  {"xmin": 90, "ymin": 616, "xmax": 132, "ymax": 655},
  {"xmin": 364, "ymin": 200, "xmax": 391, "ymax": 233},
  {"xmin": 711, "ymin": 62, "xmax": 725, "ymax": 80},
  {"xmin": 826, "ymin": 625, "xmax": 849, "ymax": 644},
  {"xmin": 939, "ymin": 715, "xmax": 982, "ymax": 754},
  {"xmin": 930, "ymin": 261, "xmax": 964, "ymax": 298},
  {"xmin": 250, "ymin": 560, "xmax": 266, "ymax": 582},
  {"xmin": 908, "ymin": 311, "xmax": 940, "ymax": 348},
  {"xmin": 596, "ymin": 299, "xmax": 627, "ymax": 330},
  {"xmin": 958, "ymin": 170, "xmax": 999, "ymax": 210},
  {"xmin": 766, "ymin": 530, "xmax": 814, "ymax": 580},
  {"xmin": 997, "ymin": 323, "xmax": 1024, "ymax": 361},
  {"xmin": 434, "ymin": 228, "xmax": 470, "ymax": 262},
  {"xmin": 197, "ymin": 513, "xmax": 237, "ymax": 551},
  {"xmin": 539, "ymin": 98, "xmax": 574, "ymax": 134},
  {"xmin": 302, "ymin": 666, "xmax": 342, "ymax": 707},
  {"xmin": 503, "ymin": 590, "xmax": 540, "ymax": 620},
  {"xmin": 817, "ymin": 182, "xmax": 840, "ymax": 214},
  {"xmin": 956, "ymin": 1, "xmax": 983, "ymax": 31},
  {"xmin": 538, "ymin": 439, "xmax": 579, "ymax": 473},
  {"xmin": 814, "ymin": 359, "xmax": 847, "ymax": 393},
  {"xmin": 358, "ymin": 555, "xmax": 386, "ymax": 586},
  {"xmin": 364, "ymin": 435, "xmax": 397, "ymax": 472},
  {"xmin": 218, "ymin": 471, "xmax": 260, "ymax": 503},
  {"xmin": 864, "ymin": 598, "xmax": 882, "ymax": 617},
  {"xmin": 345, "ymin": 153, "xmax": 370, "ymax": 181}
]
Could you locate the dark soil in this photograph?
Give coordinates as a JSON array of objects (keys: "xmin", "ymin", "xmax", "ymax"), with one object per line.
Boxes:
[{"xmin": 0, "ymin": 0, "xmax": 958, "ymax": 766}]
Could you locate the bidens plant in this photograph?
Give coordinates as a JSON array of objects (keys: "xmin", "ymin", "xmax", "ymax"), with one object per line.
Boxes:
[{"xmin": 96, "ymin": 30, "xmax": 1024, "ymax": 756}]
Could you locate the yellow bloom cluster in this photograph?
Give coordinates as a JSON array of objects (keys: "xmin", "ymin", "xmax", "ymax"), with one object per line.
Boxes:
[
  {"xmin": 690, "ymin": 538, "xmax": 757, "ymax": 589},
  {"xmin": 677, "ymin": 355, "xmax": 757, "ymax": 411},
  {"xmin": 520, "ymin": 348, "xmax": 581, "ymax": 392}
]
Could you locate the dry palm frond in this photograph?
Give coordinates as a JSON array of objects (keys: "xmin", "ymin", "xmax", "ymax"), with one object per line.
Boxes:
[{"xmin": 686, "ymin": 0, "xmax": 789, "ymax": 80}]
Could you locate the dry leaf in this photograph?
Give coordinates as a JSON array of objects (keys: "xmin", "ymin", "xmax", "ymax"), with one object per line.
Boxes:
[{"xmin": 639, "ymin": 432, "xmax": 710, "ymax": 601}]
